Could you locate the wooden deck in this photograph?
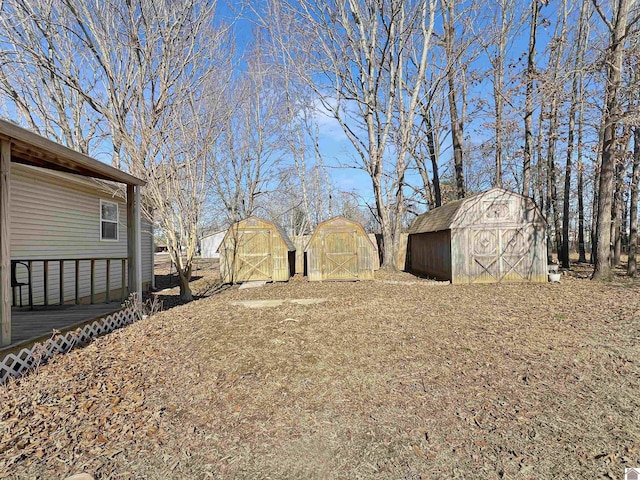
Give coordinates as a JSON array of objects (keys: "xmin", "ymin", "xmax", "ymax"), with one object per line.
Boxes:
[{"xmin": 3, "ymin": 303, "xmax": 123, "ymax": 351}]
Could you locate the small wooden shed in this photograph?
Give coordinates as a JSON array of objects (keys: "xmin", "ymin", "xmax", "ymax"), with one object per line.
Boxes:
[
  {"xmin": 218, "ymin": 216, "xmax": 295, "ymax": 283},
  {"xmin": 407, "ymin": 188, "xmax": 547, "ymax": 283},
  {"xmin": 305, "ymin": 216, "xmax": 376, "ymax": 281}
]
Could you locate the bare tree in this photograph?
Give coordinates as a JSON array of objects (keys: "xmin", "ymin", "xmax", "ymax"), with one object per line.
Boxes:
[
  {"xmin": 611, "ymin": 134, "xmax": 631, "ymax": 266},
  {"xmin": 0, "ymin": 0, "xmax": 103, "ymax": 153},
  {"xmin": 576, "ymin": 100, "xmax": 589, "ymax": 263},
  {"xmin": 145, "ymin": 97, "xmax": 224, "ymax": 300},
  {"xmin": 0, "ymin": 0, "xmax": 233, "ymax": 300},
  {"xmin": 478, "ymin": 0, "xmax": 522, "ymax": 189},
  {"xmin": 408, "ymin": 71, "xmax": 448, "ymax": 210},
  {"xmin": 257, "ymin": 0, "xmax": 436, "ymax": 269},
  {"xmin": 523, "ymin": 0, "xmax": 541, "ymax": 198},
  {"xmin": 210, "ymin": 46, "xmax": 287, "ymax": 223},
  {"xmin": 592, "ymin": 0, "xmax": 638, "ymax": 280},
  {"xmin": 543, "ymin": 0, "xmax": 568, "ymax": 261},
  {"xmin": 441, "ymin": 0, "xmax": 467, "ymax": 198},
  {"xmin": 411, "ymin": 105, "xmax": 441, "ymax": 209},
  {"xmin": 629, "ymin": 126, "xmax": 640, "ymax": 275},
  {"xmin": 562, "ymin": 0, "xmax": 592, "ymax": 267},
  {"xmin": 491, "ymin": 0, "xmax": 510, "ymax": 189}
]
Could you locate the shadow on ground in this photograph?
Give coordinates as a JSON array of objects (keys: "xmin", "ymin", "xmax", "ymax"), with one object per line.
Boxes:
[{"xmin": 149, "ymin": 277, "xmax": 232, "ymax": 311}]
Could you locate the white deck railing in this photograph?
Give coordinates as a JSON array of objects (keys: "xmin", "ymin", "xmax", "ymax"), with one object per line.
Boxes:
[{"xmin": 0, "ymin": 305, "xmax": 142, "ymax": 384}]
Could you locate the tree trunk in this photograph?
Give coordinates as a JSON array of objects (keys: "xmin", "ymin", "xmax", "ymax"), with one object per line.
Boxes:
[
  {"xmin": 611, "ymin": 160, "xmax": 624, "ymax": 266},
  {"xmin": 177, "ymin": 264, "xmax": 193, "ymax": 302},
  {"xmin": 448, "ymin": 76, "xmax": 465, "ymax": 200},
  {"xmin": 576, "ymin": 49, "xmax": 588, "ymax": 262},
  {"xmin": 545, "ymin": 162, "xmax": 554, "ymax": 263},
  {"xmin": 547, "ymin": 114, "xmax": 561, "ymax": 261},
  {"xmin": 545, "ymin": 0, "xmax": 567, "ymax": 264},
  {"xmin": 593, "ymin": 0, "xmax": 631, "ymax": 280},
  {"xmin": 523, "ymin": 0, "xmax": 539, "ymax": 198},
  {"xmin": 560, "ymin": 91, "xmax": 578, "ymax": 268},
  {"xmin": 561, "ymin": 0, "xmax": 589, "ymax": 268},
  {"xmin": 443, "ymin": 0, "xmax": 465, "ymax": 199},
  {"xmin": 629, "ymin": 127, "xmax": 640, "ymax": 276},
  {"xmin": 379, "ymin": 216, "xmax": 397, "ymax": 271},
  {"xmin": 492, "ymin": 3, "xmax": 507, "ymax": 189},
  {"xmin": 560, "ymin": 102, "xmax": 574, "ymax": 269},
  {"xmin": 415, "ymin": 146, "xmax": 435, "ymax": 209},
  {"xmin": 372, "ymin": 168, "xmax": 399, "ymax": 271},
  {"xmin": 577, "ymin": 128, "xmax": 587, "ymax": 262},
  {"xmin": 591, "ymin": 158, "xmax": 600, "ymax": 264},
  {"xmin": 426, "ymin": 110, "xmax": 442, "ymax": 207},
  {"xmin": 622, "ymin": 184, "xmax": 629, "ymax": 257},
  {"xmin": 168, "ymin": 238, "xmax": 194, "ymax": 302},
  {"xmin": 594, "ymin": 109, "xmax": 619, "ymax": 275},
  {"xmin": 535, "ymin": 102, "xmax": 546, "ymax": 211}
]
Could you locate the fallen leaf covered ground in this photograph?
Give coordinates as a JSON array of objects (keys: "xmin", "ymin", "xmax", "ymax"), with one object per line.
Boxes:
[{"xmin": 1, "ymin": 266, "xmax": 639, "ymax": 479}]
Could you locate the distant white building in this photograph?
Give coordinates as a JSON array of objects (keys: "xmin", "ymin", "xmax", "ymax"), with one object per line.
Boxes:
[{"xmin": 200, "ymin": 230, "xmax": 226, "ymax": 259}]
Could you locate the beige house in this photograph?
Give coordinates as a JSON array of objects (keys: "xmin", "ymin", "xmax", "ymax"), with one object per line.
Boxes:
[
  {"xmin": 11, "ymin": 163, "xmax": 154, "ymax": 306},
  {"xmin": 0, "ymin": 119, "xmax": 151, "ymax": 347}
]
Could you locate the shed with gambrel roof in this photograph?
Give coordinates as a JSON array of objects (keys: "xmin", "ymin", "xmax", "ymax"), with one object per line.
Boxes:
[
  {"xmin": 305, "ymin": 216, "xmax": 376, "ymax": 281},
  {"xmin": 407, "ymin": 188, "xmax": 547, "ymax": 284},
  {"xmin": 218, "ymin": 216, "xmax": 295, "ymax": 283}
]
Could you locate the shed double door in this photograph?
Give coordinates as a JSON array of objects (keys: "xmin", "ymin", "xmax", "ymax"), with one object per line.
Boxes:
[
  {"xmin": 321, "ymin": 230, "xmax": 359, "ymax": 280},
  {"xmin": 469, "ymin": 226, "xmax": 534, "ymax": 282},
  {"xmin": 236, "ymin": 229, "xmax": 272, "ymax": 281}
]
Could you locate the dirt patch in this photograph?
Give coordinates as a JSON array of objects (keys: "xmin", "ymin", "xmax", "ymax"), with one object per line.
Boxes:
[{"xmin": 1, "ymin": 268, "xmax": 639, "ymax": 479}]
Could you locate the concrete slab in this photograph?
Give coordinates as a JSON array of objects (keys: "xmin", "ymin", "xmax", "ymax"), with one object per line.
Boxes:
[
  {"xmin": 230, "ymin": 298, "xmax": 327, "ymax": 308},
  {"xmin": 289, "ymin": 298, "xmax": 328, "ymax": 305},
  {"xmin": 239, "ymin": 281, "xmax": 267, "ymax": 289},
  {"xmin": 231, "ymin": 300, "xmax": 284, "ymax": 308}
]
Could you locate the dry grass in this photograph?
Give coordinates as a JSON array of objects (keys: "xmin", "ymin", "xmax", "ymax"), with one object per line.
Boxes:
[{"xmin": 1, "ymin": 265, "xmax": 640, "ymax": 479}]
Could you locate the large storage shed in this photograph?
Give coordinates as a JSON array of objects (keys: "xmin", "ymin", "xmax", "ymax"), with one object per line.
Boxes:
[
  {"xmin": 407, "ymin": 188, "xmax": 547, "ymax": 284},
  {"xmin": 306, "ymin": 216, "xmax": 376, "ymax": 281},
  {"xmin": 218, "ymin": 217, "xmax": 295, "ymax": 283}
]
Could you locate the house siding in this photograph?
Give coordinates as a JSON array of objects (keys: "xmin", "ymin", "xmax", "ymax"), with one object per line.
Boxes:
[{"xmin": 11, "ymin": 164, "xmax": 152, "ymax": 305}]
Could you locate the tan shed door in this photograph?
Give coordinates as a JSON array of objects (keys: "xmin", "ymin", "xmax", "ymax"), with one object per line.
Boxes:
[
  {"xmin": 470, "ymin": 227, "xmax": 533, "ymax": 282},
  {"xmin": 322, "ymin": 230, "xmax": 358, "ymax": 280},
  {"xmin": 236, "ymin": 229, "xmax": 272, "ymax": 281},
  {"xmin": 500, "ymin": 226, "xmax": 534, "ymax": 281}
]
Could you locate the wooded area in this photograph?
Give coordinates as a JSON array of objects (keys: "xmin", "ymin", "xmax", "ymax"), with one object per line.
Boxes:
[{"xmin": 1, "ymin": 0, "xmax": 639, "ymax": 285}]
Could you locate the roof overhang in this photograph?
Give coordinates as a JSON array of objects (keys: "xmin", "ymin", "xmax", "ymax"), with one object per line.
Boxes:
[{"xmin": 0, "ymin": 119, "xmax": 145, "ymax": 186}]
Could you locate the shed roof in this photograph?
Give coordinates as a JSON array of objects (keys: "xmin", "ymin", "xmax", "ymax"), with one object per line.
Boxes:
[
  {"xmin": 408, "ymin": 197, "xmax": 467, "ymax": 234},
  {"xmin": 273, "ymin": 222, "xmax": 296, "ymax": 252},
  {"xmin": 218, "ymin": 216, "xmax": 296, "ymax": 252},
  {"xmin": 200, "ymin": 229, "xmax": 226, "ymax": 240},
  {"xmin": 0, "ymin": 119, "xmax": 145, "ymax": 186},
  {"xmin": 305, "ymin": 216, "xmax": 374, "ymax": 251},
  {"xmin": 408, "ymin": 188, "xmax": 542, "ymax": 234}
]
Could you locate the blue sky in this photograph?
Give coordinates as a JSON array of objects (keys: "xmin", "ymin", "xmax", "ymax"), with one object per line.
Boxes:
[
  {"xmin": 0, "ymin": 0, "xmax": 565, "ymax": 212},
  {"xmin": 216, "ymin": 0, "xmax": 565, "ymax": 209}
]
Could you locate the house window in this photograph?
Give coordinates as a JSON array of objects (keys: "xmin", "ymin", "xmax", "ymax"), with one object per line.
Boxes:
[{"xmin": 100, "ymin": 200, "xmax": 119, "ymax": 241}]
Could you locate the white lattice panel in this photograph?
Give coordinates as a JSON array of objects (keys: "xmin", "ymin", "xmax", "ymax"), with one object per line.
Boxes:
[{"xmin": 0, "ymin": 307, "xmax": 141, "ymax": 384}]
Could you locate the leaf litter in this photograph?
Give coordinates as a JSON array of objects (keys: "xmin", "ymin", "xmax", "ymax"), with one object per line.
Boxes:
[{"xmin": 1, "ymin": 267, "xmax": 639, "ymax": 479}]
